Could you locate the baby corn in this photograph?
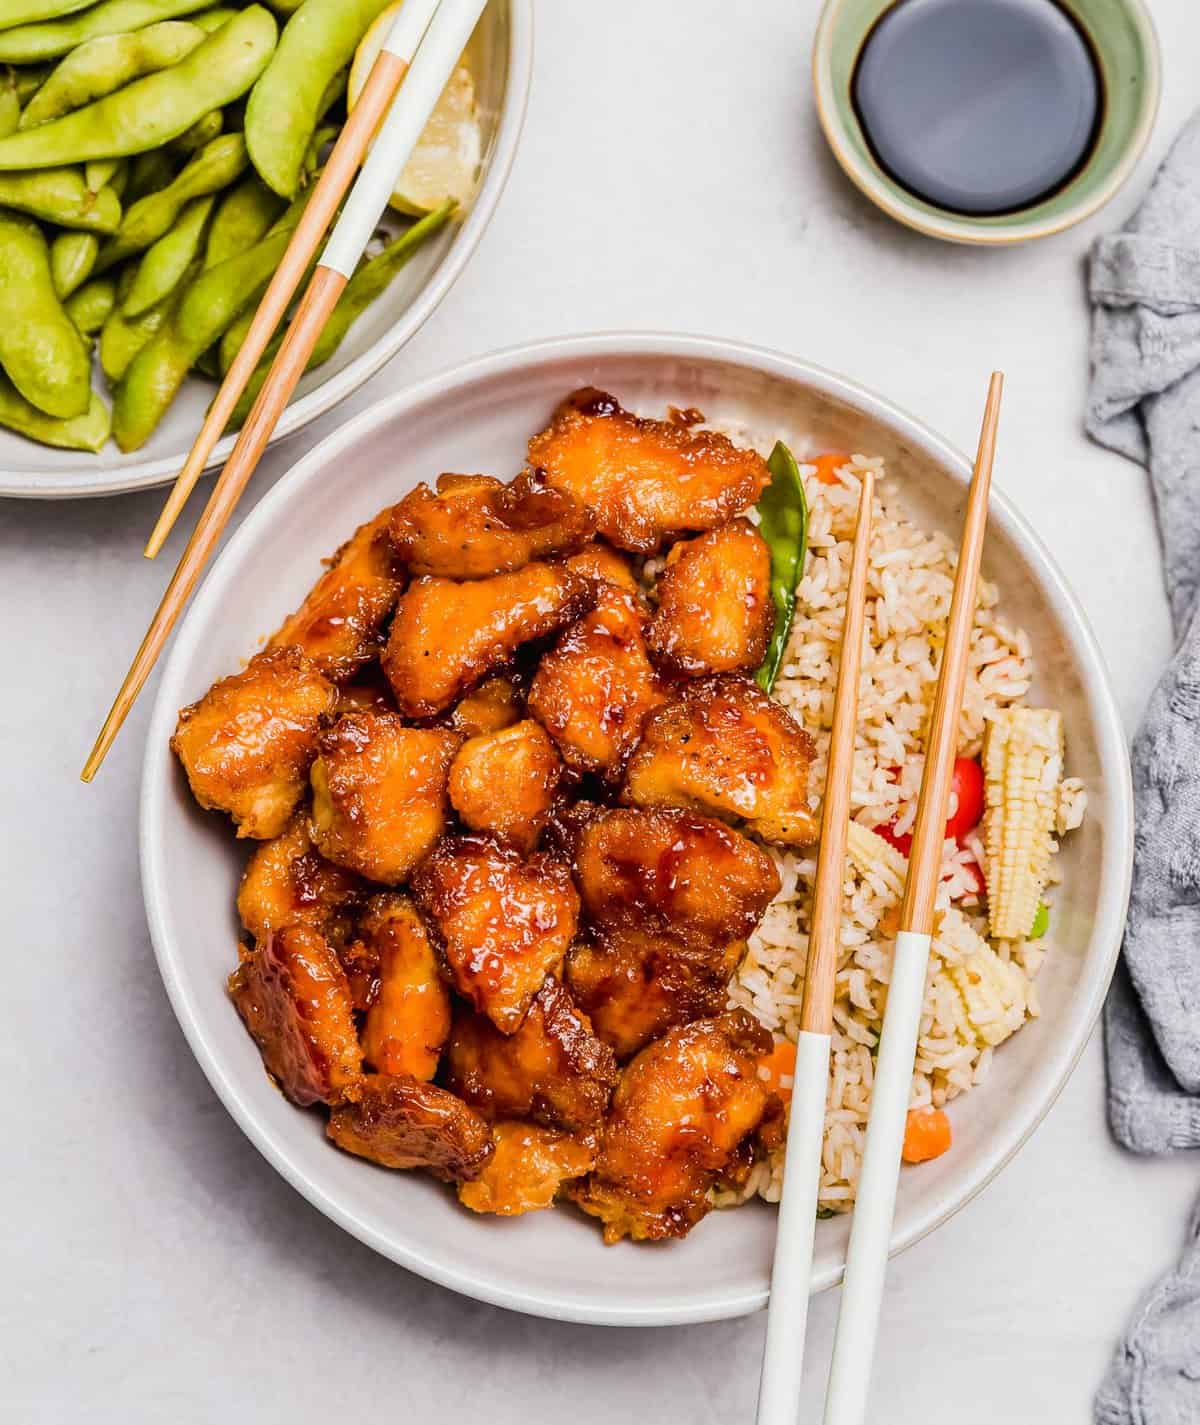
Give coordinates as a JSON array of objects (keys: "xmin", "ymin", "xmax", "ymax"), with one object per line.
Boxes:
[{"xmin": 982, "ymin": 708, "xmax": 1063, "ymax": 939}]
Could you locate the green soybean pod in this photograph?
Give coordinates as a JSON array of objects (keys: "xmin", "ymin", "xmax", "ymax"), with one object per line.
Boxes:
[
  {"xmin": 85, "ymin": 157, "xmax": 120, "ymax": 192},
  {"xmin": 19, "ymin": 19, "xmax": 208, "ymax": 128},
  {"xmin": 113, "ymin": 197, "xmax": 307, "ymax": 449},
  {"xmin": 99, "ymin": 290, "xmax": 170, "ymax": 381},
  {"xmin": 0, "ymin": 0, "xmax": 95, "ymax": 28},
  {"xmin": 0, "ymin": 372, "xmax": 110, "ymax": 451},
  {"xmin": 50, "ymin": 228, "xmax": 99, "ymax": 296},
  {"xmin": 13, "ymin": 60, "xmax": 48, "ymax": 101},
  {"xmin": 245, "ymin": 0, "xmax": 390, "ymax": 199},
  {"xmin": 0, "ymin": 167, "xmax": 122, "ymax": 231},
  {"xmin": 64, "ymin": 273, "xmax": 116, "ymax": 333},
  {"xmin": 100, "ymin": 130, "xmax": 246, "ymax": 264},
  {"xmin": 125, "ymin": 148, "xmax": 176, "ymax": 203},
  {"xmin": 0, "ymin": 6, "xmax": 277, "ymax": 154},
  {"xmin": 0, "ymin": 209, "xmax": 91, "ymax": 417},
  {"xmin": 190, "ymin": 6, "xmax": 236, "ymax": 30},
  {"xmin": 0, "ymin": 65, "xmax": 18, "ymax": 135},
  {"xmin": 204, "ymin": 172, "xmax": 282, "ymax": 268},
  {"xmin": 169, "ymin": 106, "xmax": 221, "ymax": 156},
  {"xmin": 264, "ymin": 0, "xmax": 303, "ymax": 13},
  {"xmin": 123, "ymin": 191, "xmax": 213, "ymax": 315},
  {"xmin": 0, "ymin": 0, "xmax": 218, "ymax": 62}
]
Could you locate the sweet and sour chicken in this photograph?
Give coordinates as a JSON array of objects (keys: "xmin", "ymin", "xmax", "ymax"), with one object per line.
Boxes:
[{"xmin": 174, "ymin": 389, "xmax": 806, "ymax": 1239}]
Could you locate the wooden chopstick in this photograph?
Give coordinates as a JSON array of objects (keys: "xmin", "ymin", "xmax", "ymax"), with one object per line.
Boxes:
[
  {"xmin": 756, "ymin": 469, "xmax": 874, "ymax": 1425},
  {"xmin": 81, "ymin": 0, "xmax": 487, "ymax": 783},
  {"xmin": 821, "ymin": 372, "xmax": 1004, "ymax": 1425}
]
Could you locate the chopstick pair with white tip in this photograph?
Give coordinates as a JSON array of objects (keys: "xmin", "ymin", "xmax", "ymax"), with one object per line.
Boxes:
[
  {"xmin": 755, "ymin": 469, "xmax": 875, "ymax": 1425},
  {"xmin": 821, "ymin": 372, "xmax": 1004, "ymax": 1425},
  {"xmin": 81, "ymin": 0, "xmax": 487, "ymax": 783}
]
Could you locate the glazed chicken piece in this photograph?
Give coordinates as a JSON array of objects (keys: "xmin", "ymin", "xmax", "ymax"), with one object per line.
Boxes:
[
  {"xmin": 570, "ymin": 1011, "xmax": 773, "ymax": 1242},
  {"xmin": 562, "ymin": 540, "xmax": 641, "ymax": 596},
  {"xmin": 412, "ymin": 835, "xmax": 579, "ymax": 1034},
  {"xmin": 647, "ymin": 518, "xmax": 772, "ymax": 676},
  {"xmin": 527, "ymin": 583, "xmax": 666, "ymax": 779},
  {"xmin": 575, "ymin": 806, "xmax": 780, "ymax": 945},
  {"xmin": 172, "ymin": 647, "xmax": 337, "ymax": 840},
  {"xmin": 448, "ymin": 720, "xmax": 562, "ymax": 852},
  {"xmin": 357, "ymin": 894, "xmax": 451, "ymax": 1081},
  {"xmin": 528, "ymin": 388, "xmax": 771, "ymax": 553},
  {"xmin": 390, "ymin": 470, "xmax": 594, "ymax": 578},
  {"xmin": 443, "ymin": 673, "xmax": 524, "ymax": 738},
  {"xmin": 327, "ymin": 1073, "xmax": 493, "ymax": 1180},
  {"xmin": 383, "ymin": 562, "xmax": 594, "ymax": 719},
  {"xmin": 269, "ymin": 509, "xmax": 405, "ymax": 683},
  {"xmin": 310, "ymin": 712, "xmax": 460, "ymax": 883},
  {"xmin": 623, "ymin": 675, "xmax": 818, "ymax": 846},
  {"xmin": 442, "ymin": 976, "xmax": 618, "ymax": 1132},
  {"xmin": 335, "ymin": 672, "xmax": 396, "ymax": 717},
  {"xmin": 566, "ymin": 930, "xmax": 745, "ymax": 1061},
  {"xmin": 236, "ymin": 812, "xmax": 363, "ymax": 947},
  {"xmin": 458, "ymin": 1121, "xmax": 597, "ymax": 1216},
  {"xmin": 228, "ymin": 924, "xmax": 362, "ymax": 1107}
]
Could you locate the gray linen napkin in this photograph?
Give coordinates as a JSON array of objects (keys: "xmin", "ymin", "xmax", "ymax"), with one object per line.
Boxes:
[{"xmin": 1087, "ymin": 110, "xmax": 1200, "ymax": 1424}]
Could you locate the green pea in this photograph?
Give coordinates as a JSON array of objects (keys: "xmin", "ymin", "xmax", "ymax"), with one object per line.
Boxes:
[
  {"xmin": 50, "ymin": 228, "xmax": 99, "ymax": 296},
  {"xmin": 0, "ymin": 0, "xmax": 217, "ymax": 62},
  {"xmin": 204, "ymin": 171, "xmax": 282, "ymax": 268},
  {"xmin": 225, "ymin": 203, "xmax": 455, "ymax": 426},
  {"xmin": 19, "ymin": 19, "xmax": 207, "ymax": 128},
  {"xmin": 113, "ymin": 191, "xmax": 307, "ymax": 449},
  {"xmin": 100, "ymin": 131, "xmax": 247, "ymax": 265},
  {"xmin": 0, "ymin": 0, "xmax": 95, "ymax": 28},
  {"xmin": 168, "ymin": 105, "xmax": 221, "ymax": 156},
  {"xmin": 123, "ymin": 191, "xmax": 213, "ymax": 315},
  {"xmin": 0, "ymin": 371, "xmax": 110, "ymax": 451},
  {"xmin": 0, "ymin": 6, "xmax": 277, "ymax": 157},
  {"xmin": 245, "ymin": 0, "xmax": 390, "ymax": 198},
  {"xmin": 64, "ymin": 273, "xmax": 116, "ymax": 333},
  {"xmin": 0, "ymin": 209, "xmax": 91, "ymax": 418},
  {"xmin": 0, "ymin": 166, "xmax": 122, "ymax": 231}
]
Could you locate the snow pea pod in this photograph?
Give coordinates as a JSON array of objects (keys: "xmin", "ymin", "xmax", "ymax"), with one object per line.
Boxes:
[
  {"xmin": 113, "ymin": 191, "xmax": 306, "ymax": 448},
  {"xmin": 245, "ymin": 0, "xmax": 389, "ymax": 198},
  {"xmin": 0, "ymin": 372, "xmax": 110, "ymax": 451},
  {"xmin": 225, "ymin": 202, "xmax": 454, "ymax": 421},
  {"xmin": 122, "ymin": 190, "xmax": 213, "ymax": 314},
  {"xmin": 204, "ymin": 171, "xmax": 281, "ymax": 267},
  {"xmin": 19, "ymin": 19, "xmax": 207, "ymax": 128},
  {"xmin": 50, "ymin": 228, "xmax": 99, "ymax": 296},
  {"xmin": 0, "ymin": 5, "xmax": 276, "ymax": 154},
  {"xmin": 0, "ymin": 0, "xmax": 213, "ymax": 62},
  {"xmin": 0, "ymin": 0, "xmax": 94, "ymax": 29},
  {"xmin": 65, "ymin": 273, "xmax": 116, "ymax": 332},
  {"xmin": 0, "ymin": 210, "xmax": 91, "ymax": 417},
  {"xmin": 754, "ymin": 440, "xmax": 809, "ymax": 694},
  {"xmin": 0, "ymin": 166, "xmax": 122, "ymax": 230},
  {"xmin": 100, "ymin": 131, "xmax": 246, "ymax": 264}
]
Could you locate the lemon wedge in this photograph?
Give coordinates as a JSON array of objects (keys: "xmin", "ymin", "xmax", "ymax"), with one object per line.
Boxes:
[{"xmin": 348, "ymin": 1, "xmax": 481, "ymax": 216}]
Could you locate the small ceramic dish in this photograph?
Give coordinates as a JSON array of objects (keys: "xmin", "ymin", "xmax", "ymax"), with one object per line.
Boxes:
[
  {"xmin": 813, "ymin": 0, "xmax": 1160, "ymax": 245},
  {"xmin": 141, "ymin": 332, "xmax": 1133, "ymax": 1326},
  {"xmin": 0, "ymin": 0, "xmax": 532, "ymax": 500}
]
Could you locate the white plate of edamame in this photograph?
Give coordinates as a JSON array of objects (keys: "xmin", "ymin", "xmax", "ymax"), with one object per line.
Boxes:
[{"xmin": 0, "ymin": 0, "xmax": 531, "ymax": 498}]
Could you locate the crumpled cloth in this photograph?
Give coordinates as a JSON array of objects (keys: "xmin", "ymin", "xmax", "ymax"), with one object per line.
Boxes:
[{"xmin": 1087, "ymin": 110, "xmax": 1200, "ymax": 1424}]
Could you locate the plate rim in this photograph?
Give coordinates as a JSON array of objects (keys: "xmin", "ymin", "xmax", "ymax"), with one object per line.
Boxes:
[
  {"xmin": 0, "ymin": 0, "xmax": 534, "ymax": 501},
  {"xmin": 140, "ymin": 331, "xmax": 1134, "ymax": 1325}
]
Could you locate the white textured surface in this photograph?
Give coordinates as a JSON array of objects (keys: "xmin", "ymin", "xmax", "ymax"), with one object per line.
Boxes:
[{"xmin": 2, "ymin": 1, "xmax": 1197, "ymax": 1420}]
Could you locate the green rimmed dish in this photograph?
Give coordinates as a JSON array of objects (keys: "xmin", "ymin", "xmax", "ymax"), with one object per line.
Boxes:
[{"xmin": 813, "ymin": 0, "xmax": 1161, "ymax": 245}]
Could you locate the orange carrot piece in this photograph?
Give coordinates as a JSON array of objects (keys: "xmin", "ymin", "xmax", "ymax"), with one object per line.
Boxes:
[
  {"xmin": 811, "ymin": 453, "xmax": 848, "ymax": 485},
  {"xmin": 759, "ymin": 1037, "xmax": 798, "ymax": 1094},
  {"xmin": 902, "ymin": 1106, "xmax": 952, "ymax": 1164}
]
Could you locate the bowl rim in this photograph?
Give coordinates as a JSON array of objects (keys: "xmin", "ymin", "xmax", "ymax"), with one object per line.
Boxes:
[
  {"xmin": 140, "ymin": 331, "xmax": 1134, "ymax": 1325},
  {"xmin": 811, "ymin": 0, "xmax": 1162, "ymax": 246},
  {"xmin": 0, "ymin": 0, "xmax": 534, "ymax": 501}
]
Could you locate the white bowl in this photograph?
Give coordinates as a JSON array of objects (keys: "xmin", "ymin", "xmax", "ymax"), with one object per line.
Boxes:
[
  {"xmin": 141, "ymin": 333, "xmax": 1133, "ymax": 1326},
  {"xmin": 1, "ymin": 1, "xmax": 532, "ymax": 500}
]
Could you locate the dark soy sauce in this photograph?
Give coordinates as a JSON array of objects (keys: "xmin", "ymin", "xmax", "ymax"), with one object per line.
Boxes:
[{"xmin": 852, "ymin": 0, "xmax": 1102, "ymax": 216}]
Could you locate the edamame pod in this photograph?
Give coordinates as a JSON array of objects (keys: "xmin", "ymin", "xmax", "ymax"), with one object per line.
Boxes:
[
  {"xmin": 65, "ymin": 274, "xmax": 117, "ymax": 333},
  {"xmin": 0, "ymin": 0, "xmax": 94, "ymax": 29},
  {"xmin": 125, "ymin": 147, "xmax": 176, "ymax": 203},
  {"xmin": 0, "ymin": 210, "xmax": 91, "ymax": 417},
  {"xmin": 0, "ymin": 0, "xmax": 216, "ymax": 62},
  {"xmin": 50, "ymin": 228, "xmax": 99, "ymax": 296},
  {"xmin": 0, "ymin": 6, "xmax": 277, "ymax": 156},
  {"xmin": 0, "ymin": 65, "xmax": 18, "ymax": 135},
  {"xmin": 99, "ymin": 288, "xmax": 172, "ymax": 381},
  {"xmin": 85, "ymin": 157, "xmax": 120, "ymax": 192},
  {"xmin": 13, "ymin": 60, "xmax": 48, "ymax": 101},
  {"xmin": 204, "ymin": 171, "xmax": 281, "ymax": 268},
  {"xmin": 245, "ymin": 0, "xmax": 390, "ymax": 198},
  {"xmin": 0, "ymin": 373, "xmax": 110, "ymax": 451},
  {"xmin": 226, "ymin": 202, "xmax": 454, "ymax": 424},
  {"xmin": 0, "ymin": 166, "xmax": 122, "ymax": 231},
  {"xmin": 190, "ymin": 6, "xmax": 236, "ymax": 30},
  {"xmin": 19, "ymin": 20, "xmax": 207, "ymax": 127},
  {"xmin": 169, "ymin": 105, "xmax": 221, "ymax": 156},
  {"xmin": 100, "ymin": 131, "xmax": 246, "ymax": 263},
  {"xmin": 123, "ymin": 191, "xmax": 213, "ymax": 314}
]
